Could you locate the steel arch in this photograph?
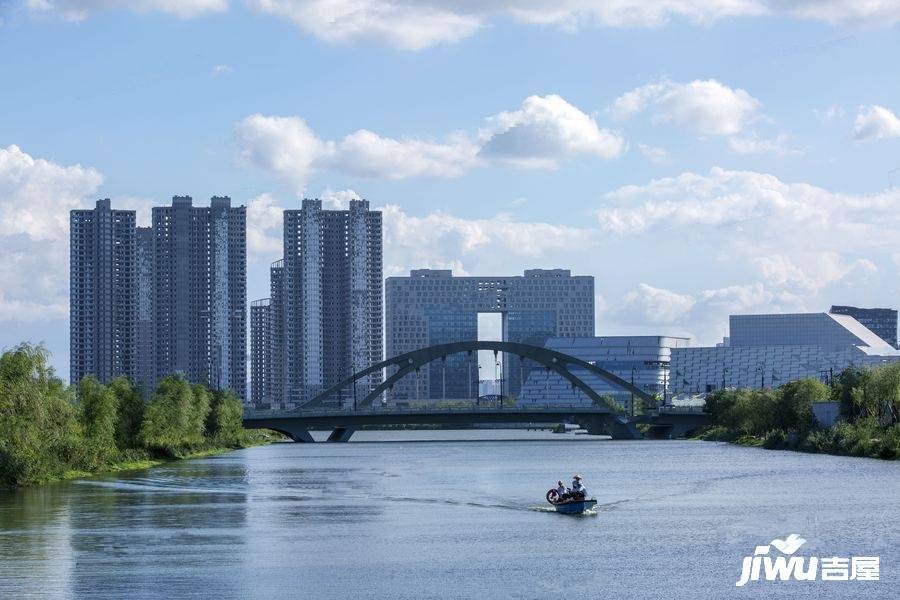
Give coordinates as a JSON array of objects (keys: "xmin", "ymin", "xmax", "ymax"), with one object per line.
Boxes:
[{"xmin": 305, "ymin": 341, "xmax": 653, "ymax": 409}]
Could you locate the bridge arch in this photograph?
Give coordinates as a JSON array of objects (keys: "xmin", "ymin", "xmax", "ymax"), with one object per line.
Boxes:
[{"xmin": 305, "ymin": 341, "xmax": 653, "ymax": 410}]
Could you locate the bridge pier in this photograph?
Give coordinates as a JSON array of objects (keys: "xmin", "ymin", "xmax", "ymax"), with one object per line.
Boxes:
[
  {"xmin": 583, "ymin": 416, "xmax": 643, "ymax": 440},
  {"xmin": 326, "ymin": 427, "xmax": 355, "ymax": 443},
  {"xmin": 285, "ymin": 428, "xmax": 315, "ymax": 443}
]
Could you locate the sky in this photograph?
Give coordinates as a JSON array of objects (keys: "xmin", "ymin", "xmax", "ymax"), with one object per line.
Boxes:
[{"xmin": 1, "ymin": 1, "xmax": 900, "ymax": 380}]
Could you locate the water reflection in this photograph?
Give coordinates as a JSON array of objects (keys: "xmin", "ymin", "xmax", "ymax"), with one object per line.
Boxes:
[{"xmin": 0, "ymin": 433, "xmax": 898, "ymax": 600}]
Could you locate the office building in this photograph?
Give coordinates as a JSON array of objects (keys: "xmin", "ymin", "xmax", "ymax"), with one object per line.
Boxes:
[
  {"xmin": 671, "ymin": 312, "xmax": 900, "ymax": 394},
  {"xmin": 518, "ymin": 336, "xmax": 690, "ymax": 408},
  {"xmin": 252, "ymin": 199, "xmax": 383, "ymax": 408},
  {"xmin": 70, "ymin": 199, "xmax": 136, "ymax": 386},
  {"xmin": 830, "ymin": 305, "xmax": 897, "ymax": 349},
  {"xmin": 152, "ymin": 196, "xmax": 246, "ymax": 399},
  {"xmin": 385, "ymin": 268, "xmax": 594, "ymax": 401}
]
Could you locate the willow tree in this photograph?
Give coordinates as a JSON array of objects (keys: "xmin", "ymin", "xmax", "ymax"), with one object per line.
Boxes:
[{"xmin": 0, "ymin": 344, "xmax": 79, "ymax": 486}]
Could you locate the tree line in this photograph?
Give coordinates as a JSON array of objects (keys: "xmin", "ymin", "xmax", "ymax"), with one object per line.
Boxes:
[
  {"xmin": 0, "ymin": 343, "xmax": 253, "ymax": 487},
  {"xmin": 700, "ymin": 362, "xmax": 900, "ymax": 459}
]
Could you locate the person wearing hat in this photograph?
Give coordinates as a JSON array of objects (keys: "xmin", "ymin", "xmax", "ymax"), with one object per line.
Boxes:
[{"xmin": 571, "ymin": 475, "xmax": 587, "ymax": 500}]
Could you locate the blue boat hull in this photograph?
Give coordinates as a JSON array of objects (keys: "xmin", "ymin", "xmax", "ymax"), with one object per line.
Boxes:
[{"xmin": 554, "ymin": 499, "xmax": 597, "ymax": 514}]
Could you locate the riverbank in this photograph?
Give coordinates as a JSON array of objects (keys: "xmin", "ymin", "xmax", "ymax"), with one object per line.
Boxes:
[
  {"xmin": 695, "ymin": 420, "xmax": 900, "ymax": 460},
  {"xmin": 11, "ymin": 431, "xmax": 282, "ymax": 488},
  {"xmin": 0, "ymin": 343, "xmax": 281, "ymax": 488}
]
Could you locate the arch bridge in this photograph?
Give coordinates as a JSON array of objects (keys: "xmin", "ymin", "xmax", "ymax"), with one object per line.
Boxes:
[
  {"xmin": 306, "ymin": 340, "xmax": 654, "ymax": 410},
  {"xmin": 243, "ymin": 341, "xmax": 694, "ymax": 442}
]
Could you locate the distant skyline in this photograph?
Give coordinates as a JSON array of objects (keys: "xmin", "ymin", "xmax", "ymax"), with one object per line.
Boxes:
[{"xmin": 1, "ymin": 1, "xmax": 900, "ymax": 379}]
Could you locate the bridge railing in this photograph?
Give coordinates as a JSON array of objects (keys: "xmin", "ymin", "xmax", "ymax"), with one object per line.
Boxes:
[{"xmin": 244, "ymin": 402, "xmax": 615, "ymax": 419}]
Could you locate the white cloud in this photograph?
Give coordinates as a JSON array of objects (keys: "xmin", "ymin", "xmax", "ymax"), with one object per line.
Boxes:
[
  {"xmin": 334, "ymin": 130, "xmax": 479, "ymax": 178},
  {"xmin": 234, "ymin": 114, "xmax": 331, "ymax": 192},
  {"xmin": 237, "ymin": 191, "xmax": 599, "ymax": 278},
  {"xmin": 611, "ymin": 79, "xmax": 761, "ymax": 136},
  {"xmin": 727, "ymin": 133, "xmax": 803, "ymax": 156},
  {"xmin": 616, "ymin": 281, "xmax": 808, "ymax": 344},
  {"xmin": 595, "ymin": 167, "xmax": 900, "ymax": 325},
  {"xmin": 235, "ymin": 95, "xmax": 621, "ymax": 190},
  {"xmin": 25, "ymin": 0, "xmax": 227, "ymax": 20},
  {"xmin": 25, "ymin": 1, "xmax": 900, "ymax": 49},
  {"xmin": 0, "ymin": 144, "xmax": 102, "ymax": 240},
  {"xmin": 247, "ymin": 1, "xmax": 900, "ymax": 50},
  {"xmin": 320, "ymin": 187, "xmax": 361, "ymax": 209},
  {"xmin": 246, "ymin": 193, "xmax": 284, "ymax": 257},
  {"xmin": 853, "ymin": 105, "xmax": 900, "ymax": 141},
  {"xmin": 0, "ymin": 145, "xmax": 103, "ymax": 323},
  {"xmin": 637, "ymin": 143, "xmax": 670, "ymax": 164},
  {"xmin": 778, "ymin": 1, "xmax": 900, "ymax": 26},
  {"xmin": 247, "ymin": 0, "xmax": 481, "ymax": 51},
  {"xmin": 478, "ymin": 94, "xmax": 625, "ymax": 167},
  {"xmin": 211, "ymin": 64, "xmax": 232, "ymax": 76},
  {"xmin": 621, "ymin": 283, "xmax": 696, "ymax": 325}
]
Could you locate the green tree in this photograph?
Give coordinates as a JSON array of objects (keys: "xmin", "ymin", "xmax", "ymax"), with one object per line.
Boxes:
[
  {"xmin": 777, "ymin": 378, "xmax": 827, "ymax": 437},
  {"xmin": 831, "ymin": 366, "xmax": 869, "ymax": 422},
  {"xmin": 140, "ymin": 375, "xmax": 204, "ymax": 456},
  {"xmin": 77, "ymin": 376, "xmax": 119, "ymax": 468},
  {"xmin": 207, "ymin": 390, "xmax": 244, "ymax": 446},
  {"xmin": 0, "ymin": 344, "xmax": 80, "ymax": 486},
  {"xmin": 109, "ymin": 377, "xmax": 144, "ymax": 449}
]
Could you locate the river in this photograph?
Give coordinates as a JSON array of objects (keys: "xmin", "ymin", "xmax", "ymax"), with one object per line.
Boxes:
[{"xmin": 0, "ymin": 430, "xmax": 897, "ymax": 599}]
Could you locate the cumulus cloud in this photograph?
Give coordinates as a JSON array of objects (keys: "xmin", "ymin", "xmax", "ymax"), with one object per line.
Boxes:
[
  {"xmin": 596, "ymin": 166, "xmax": 899, "ymax": 307},
  {"xmin": 236, "ymin": 191, "xmax": 599, "ymax": 276},
  {"xmin": 247, "ymin": 1, "xmax": 900, "ymax": 49},
  {"xmin": 25, "ymin": 2, "xmax": 900, "ymax": 48},
  {"xmin": 24, "ymin": 0, "xmax": 227, "ymax": 20},
  {"xmin": 617, "ymin": 281, "xmax": 807, "ymax": 343},
  {"xmin": 246, "ymin": 193, "xmax": 284, "ymax": 257},
  {"xmin": 621, "ymin": 283, "xmax": 696, "ymax": 325},
  {"xmin": 610, "ymin": 79, "xmax": 761, "ymax": 136},
  {"xmin": 853, "ymin": 105, "xmax": 900, "ymax": 141},
  {"xmin": 477, "ymin": 94, "xmax": 625, "ymax": 167},
  {"xmin": 235, "ymin": 95, "xmax": 622, "ymax": 190},
  {"xmin": 0, "ymin": 145, "xmax": 103, "ymax": 323}
]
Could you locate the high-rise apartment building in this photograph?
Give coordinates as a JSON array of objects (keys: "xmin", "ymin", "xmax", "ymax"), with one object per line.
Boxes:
[
  {"xmin": 251, "ymin": 199, "xmax": 383, "ymax": 408},
  {"xmin": 830, "ymin": 305, "xmax": 898, "ymax": 349},
  {"xmin": 250, "ymin": 298, "xmax": 270, "ymax": 405},
  {"xmin": 71, "ymin": 196, "xmax": 247, "ymax": 398},
  {"xmin": 385, "ymin": 269, "xmax": 594, "ymax": 400},
  {"xmin": 135, "ymin": 226, "xmax": 156, "ymax": 393},
  {"xmin": 70, "ymin": 199, "xmax": 136, "ymax": 386},
  {"xmin": 152, "ymin": 196, "xmax": 246, "ymax": 399}
]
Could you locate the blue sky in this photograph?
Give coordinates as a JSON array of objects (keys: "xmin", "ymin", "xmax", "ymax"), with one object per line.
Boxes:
[{"xmin": 2, "ymin": 1, "xmax": 900, "ymax": 379}]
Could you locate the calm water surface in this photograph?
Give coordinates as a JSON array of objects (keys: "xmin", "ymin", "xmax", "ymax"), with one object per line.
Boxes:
[{"xmin": 0, "ymin": 431, "xmax": 897, "ymax": 599}]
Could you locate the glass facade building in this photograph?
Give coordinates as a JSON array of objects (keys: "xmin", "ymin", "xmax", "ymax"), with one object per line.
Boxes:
[
  {"xmin": 830, "ymin": 305, "xmax": 898, "ymax": 349},
  {"xmin": 518, "ymin": 336, "xmax": 690, "ymax": 409},
  {"xmin": 671, "ymin": 312, "xmax": 900, "ymax": 395},
  {"xmin": 385, "ymin": 269, "xmax": 594, "ymax": 401}
]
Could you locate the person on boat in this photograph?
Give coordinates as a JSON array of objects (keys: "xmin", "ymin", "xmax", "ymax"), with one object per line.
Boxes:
[
  {"xmin": 555, "ymin": 480, "xmax": 567, "ymax": 501},
  {"xmin": 571, "ymin": 475, "xmax": 587, "ymax": 500}
]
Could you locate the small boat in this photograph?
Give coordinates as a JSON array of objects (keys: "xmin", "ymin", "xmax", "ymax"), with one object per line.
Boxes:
[
  {"xmin": 553, "ymin": 498, "xmax": 597, "ymax": 514},
  {"xmin": 546, "ymin": 488, "xmax": 597, "ymax": 514}
]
